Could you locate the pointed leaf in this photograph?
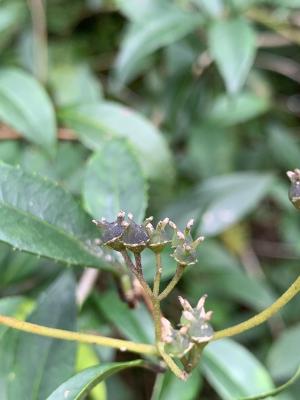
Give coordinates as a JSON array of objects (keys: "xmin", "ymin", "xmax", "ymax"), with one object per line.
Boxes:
[
  {"xmin": 0, "ymin": 68, "xmax": 56, "ymax": 153},
  {"xmin": 47, "ymin": 360, "xmax": 144, "ymax": 400},
  {"xmin": 0, "ymin": 163, "xmax": 107, "ymax": 268},
  {"xmin": 208, "ymin": 18, "xmax": 256, "ymax": 93}
]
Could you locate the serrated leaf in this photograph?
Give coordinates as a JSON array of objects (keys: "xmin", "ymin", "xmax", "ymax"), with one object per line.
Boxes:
[
  {"xmin": 0, "ymin": 163, "xmax": 107, "ymax": 268},
  {"xmin": 114, "ymin": 10, "xmax": 202, "ymax": 85},
  {"xmin": 0, "ymin": 68, "xmax": 56, "ymax": 153},
  {"xmin": 8, "ymin": 272, "xmax": 77, "ymax": 400},
  {"xmin": 46, "ymin": 360, "xmax": 144, "ymax": 400},
  {"xmin": 203, "ymin": 340, "xmax": 275, "ymax": 399},
  {"xmin": 208, "ymin": 18, "xmax": 256, "ymax": 93},
  {"xmin": 83, "ymin": 140, "xmax": 147, "ymax": 222},
  {"xmin": 60, "ymin": 101, "xmax": 174, "ymax": 182}
]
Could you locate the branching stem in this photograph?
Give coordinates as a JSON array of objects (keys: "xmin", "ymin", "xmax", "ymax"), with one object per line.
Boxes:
[
  {"xmin": 158, "ymin": 264, "xmax": 185, "ymax": 301},
  {"xmin": 153, "ymin": 253, "xmax": 162, "ymax": 297}
]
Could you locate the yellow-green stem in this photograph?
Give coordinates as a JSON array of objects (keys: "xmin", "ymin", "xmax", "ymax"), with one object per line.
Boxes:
[
  {"xmin": 158, "ymin": 264, "xmax": 185, "ymax": 301},
  {"xmin": 153, "ymin": 253, "xmax": 162, "ymax": 297},
  {"xmin": 213, "ymin": 275, "xmax": 300, "ymax": 341},
  {"xmin": 157, "ymin": 342, "xmax": 187, "ymax": 380},
  {"xmin": 0, "ymin": 314, "xmax": 157, "ymax": 355}
]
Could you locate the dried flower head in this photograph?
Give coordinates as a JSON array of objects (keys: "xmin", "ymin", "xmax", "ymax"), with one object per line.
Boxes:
[{"xmin": 287, "ymin": 169, "xmax": 300, "ymax": 209}]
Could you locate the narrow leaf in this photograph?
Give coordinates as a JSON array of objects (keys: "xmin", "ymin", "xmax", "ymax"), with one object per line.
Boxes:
[
  {"xmin": 46, "ymin": 360, "xmax": 144, "ymax": 400},
  {"xmin": 208, "ymin": 18, "xmax": 256, "ymax": 93},
  {"xmin": 0, "ymin": 68, "xmax": 56, "ymax": 153},
  {"xmin": 0, "ymin": 163, "xmax": 107, "ymax": 268},
  {"xmin": 83, "ymin": 140, "xmax": 147, "ymax": 222}
]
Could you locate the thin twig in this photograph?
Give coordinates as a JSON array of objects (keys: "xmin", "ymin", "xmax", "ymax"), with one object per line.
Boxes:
[
  {"xmin": 158, "ymin": 264, "xmax": 185, "ymax": 301},
  {"xmin": 153, "ymin": 253, "xmax": 162, "ymax": 297},
  {"xmin": 0, "ymin": 125, "xmax": 77, "ymax": 141},
  {"xmin": 27, "ymin": 0, "xmax": 48, "ymax": 83}
]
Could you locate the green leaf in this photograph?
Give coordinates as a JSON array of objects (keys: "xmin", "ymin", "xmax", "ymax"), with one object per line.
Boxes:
[
  {"xmin": 60, "ymin": 101, "xmax": 174, "ymax": 182},
  {"xmin": 0, "ymin": 68, "xmax": 56, "ymax": 153},
  {"xmin": 151, "ymin": 369, "xmax": 202, "ymax": 400},
  {"xmin": 203, "ymin": 339, "xmax": 275, "ymax": 399},
  {"xmin": 115, "ymin": 0, "xmax": 167, "ymax": 22},
  {"xmin": 164, "ymin": 173, "xmax": 273, "ymax": 236},
  {"xmin": 46, "ymin": 360, "xmax": 144, "ymax": 400},
  {"xmin": 8, "ymin": 272, "xmax": 77, "ymax": 400},
  {"xmin": 49, "ymin": 63, "xmax": 103, "ymax": 107},
  {"xmin": 267, "ymin": 323, "xmax": 300, "ymax": 381},
  {"xmin": 0, "ymin": 162, "xmax": 107, "ymax": 268},
  {"xmin": 93, "ymin": 291, "xmax": 154, "ymax": 344},
  {"xmin": 83, "ymin": 140, "xmax": 147, "ymax": 222},
  {"xmin": 206, "ymin": 92, "xmax": 269, "ymax": 126},
  {"xmin": 114, "ymin": 10, "xmax": 202, "ymax": 85},
  {"xmin": 192, "ymin": 0, "xmax": 224, "ymax": 17},
  {"xmin": 208, "ymin": 18, "xmax": 256, "ymax": 93},
  {"xmin": 198, "ymin": 173, "xmax": 273, "ymax": 236}
]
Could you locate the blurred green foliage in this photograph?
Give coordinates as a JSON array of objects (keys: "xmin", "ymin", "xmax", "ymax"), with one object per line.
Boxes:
[{"xmin": 0, "ymin": 0, "xmax": 299, "ymax": 398}]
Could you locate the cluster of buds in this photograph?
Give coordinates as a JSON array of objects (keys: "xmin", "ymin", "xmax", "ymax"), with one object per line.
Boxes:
[
  {"xmin": 287, "ymin": 169, "xmax": 300, "ymax": 210},
  {"xmin": 170, "ymin": 220, "xmax": 204, "ymax": 266},
  {"xmin": 161, "ymin": 295, "xmax": 214, "ymax": 357},
  {"xmin": 93, "ymin": 212, "xmax": 204, "ymax": 265}
]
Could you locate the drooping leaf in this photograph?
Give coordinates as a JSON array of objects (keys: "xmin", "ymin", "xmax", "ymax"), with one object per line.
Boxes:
[
  {"xmin": 8, "ymin": 272, "xmax": 77, "ymax": 400},
  {"xmin": 114, "ymin": 9, "xmax": 202, "ymax": 85},
  {"xmin": 60, "ymin": 101, "xmax": 174, "ymax": 182},
  {"xmin": 83, "ymin": 139, "xmax": 147, "ymax": 222},
  {"xmin": 0, "ymin": 162, "xmax": 107, "ymax": 268},
  {"xmin": 46, "ymin": 360, "xmax": 144, "ymax": 400},
  {"xmin": 0, "ymin": 68, "xmax": 56, "ymax": 153},
  {"xmin": 208, "ymin": 18, "xmax": 256, "ymax": 93},
  {"xmin": 267, "ymin": 323, "xmax": 300, "ymax": 381},
  {"xmin": 203, "ymin": 339, "xmax": 275, "ymax": 399},
  {"xmin": 93, "ymin": 291, "xmax": 154, "ymax": 344}
]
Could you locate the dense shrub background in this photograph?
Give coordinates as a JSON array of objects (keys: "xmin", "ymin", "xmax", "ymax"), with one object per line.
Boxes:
[{"xmin": 0, "ymin": 0, "xmax": 299, "ymax": 399}]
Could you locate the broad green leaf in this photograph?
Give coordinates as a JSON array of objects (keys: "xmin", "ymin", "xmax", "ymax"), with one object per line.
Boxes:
[
  {"xmin": 0, "ymin": 141, "xmax": 21, "ymax": 165},
  {"xmin": 93, "ymin": 291, "xmax": 154, "ymax": 344},
  {"xmin": 206, "ymin": 93, "xmax": 269, "ymax": 126},
  {"xmin": 152, "ymin": 369, "xmax": 202, "ymax": 400},
  {"xmin": 208, "ymin": 18, "xmax": 256, "ymax": 93},
  {"xmin": 0, "ymin": 68, "xmax": 56, "ymax": 153},
  {"xmin": 203, "ymin": 339, "xmax": 275, "ymax": 399},
  {"xmin": 60, "ymin": 101, "xmax": 174, "ymax": 182},
  {"xmin": 49, "ymin": 63, "xmax": 103, "ymax": 107},
  {"xmin": 114, "ymin": 10, "xmax": 202, "ymax": 85},
  {"xmin": 8, "ymin": 272, "xmax": 77, "ymax": 400},
  {"xmin": 83, "ymin": 140, "xmax": 147, "ymax": 222},
  {"xmin": 198, "ymin": 173, "xmax": 273, "ymax": 236},
  {"xmin": 0, "ymin": 163, "xmax": 107, "ymax": 268},
  {"xmin": 267, "ymin": 323, "xmax": 300, "ymax": 380},
  {"xmin": 47, "ymin": 360, "xmax": 144, "ymax": 400}
]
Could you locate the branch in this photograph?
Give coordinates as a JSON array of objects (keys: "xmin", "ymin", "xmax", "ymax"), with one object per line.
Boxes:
[
  {"xmin": 213, "ymin": 276, "xmax": 300, "ymax": 341},
  {"xmin": 0, "ymin": 314, "xmax": 157, "ymax": 355},
  {"xmin": 0, "ymin": 125, "xmax": 77, "ymax": 141}
]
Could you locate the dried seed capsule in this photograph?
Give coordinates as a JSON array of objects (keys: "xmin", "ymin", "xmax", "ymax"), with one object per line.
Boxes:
[{"xmin": 287, "ymin": 169, "xmax": 300, "ymax": 209}]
